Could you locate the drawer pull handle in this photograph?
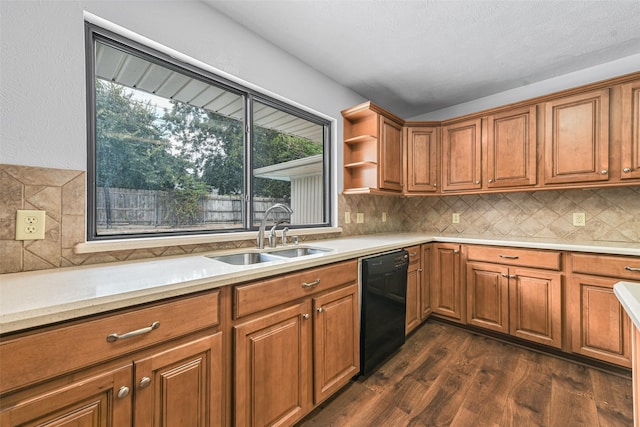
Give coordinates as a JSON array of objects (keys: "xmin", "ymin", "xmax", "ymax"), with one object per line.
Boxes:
[
  {"xmin": 302, "ymin": 279, "xmax": 321, "ymax": 288},
  {"xmin": 106, "ymin": 321, "xmax": 160, "ymax": 342},
  {"xmin": 409, "ymin": 252, "xmax": 418, "ymax": 257},
  {"xmin": 625, "ymin": 266, "xmax": 640, "ymax": 272},
  {"xmin": 499, "ymin": 254, "xmax": 519, "ymax": 260}
]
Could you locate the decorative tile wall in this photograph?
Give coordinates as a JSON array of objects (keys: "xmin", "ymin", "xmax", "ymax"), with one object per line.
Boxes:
[{"xmin": 1, "ymin": 164, "xmax": 638, "ymax": 274}]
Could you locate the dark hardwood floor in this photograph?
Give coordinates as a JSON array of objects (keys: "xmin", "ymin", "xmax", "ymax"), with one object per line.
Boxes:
[{"xmin": 298, "ymin": 320, "xmax": 633, "ymax": 427}]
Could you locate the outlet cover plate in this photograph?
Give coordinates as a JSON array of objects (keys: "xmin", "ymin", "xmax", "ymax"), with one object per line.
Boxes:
[
  {"xmin": 573, "ymin": 212, "xmax": 586, "ymax": 227},
  {"xmin": 16, "ymin": 210, "xmax": 46, "ymax": 240}
]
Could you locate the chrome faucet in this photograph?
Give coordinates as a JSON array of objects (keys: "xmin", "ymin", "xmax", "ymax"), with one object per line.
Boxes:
[
  {"xmin": 256, "ymin": 203, "xmax": 293, "ymax": 249},
  {"xmin": 268, "ymin": 220, "xmax": 288, "ymax": 248}
]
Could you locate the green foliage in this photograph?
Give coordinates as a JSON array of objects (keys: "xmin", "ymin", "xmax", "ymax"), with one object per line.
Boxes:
[
  {"xmin": 163, "ymin": 175, "xmax": 210, "ymax": 226},
  {"xmin": 95, "ymin": 79, "xmax": 324, "ymax": 227}
]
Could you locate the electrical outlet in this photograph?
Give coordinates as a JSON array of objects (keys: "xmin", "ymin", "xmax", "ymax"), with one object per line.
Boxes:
[
  {"xmin": 344, "ymin": 211, "xmax": 351, "ymax": 224},
  {"xmin": 356, "ymin": 213, "xmax": 364, "ymax": 224},
  {"xmin": 16, "ymin": 210, "xmax": 46, "ymax": 240},
  {"xmin": 573, "ymin": 212, "xmax": 586, "ymax": 227},
  {"xmin": 452, "ymin": 213, "xmax": 460, "ymax": 224},
  {"xmin": 382, "ymin": 212, "xmax": 387, "ymax": 222}
]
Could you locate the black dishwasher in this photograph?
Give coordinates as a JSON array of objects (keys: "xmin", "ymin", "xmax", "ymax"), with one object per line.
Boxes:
[{"xmin": 360, "ymin": 249, "xmax": 409, "ymax": 376}]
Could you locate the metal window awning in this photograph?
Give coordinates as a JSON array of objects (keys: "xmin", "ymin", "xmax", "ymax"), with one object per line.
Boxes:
[{"xmin": 95, "ymin": 41, "xmax": 323, "ymax": 143}]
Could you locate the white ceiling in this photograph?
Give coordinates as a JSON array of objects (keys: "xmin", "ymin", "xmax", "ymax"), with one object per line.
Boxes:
[{"xmin": 203, "ymin": 0, "xmax": 640, "ymax": 118}]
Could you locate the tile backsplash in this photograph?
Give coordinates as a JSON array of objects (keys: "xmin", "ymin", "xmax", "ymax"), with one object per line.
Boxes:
[{"xmin": 1, "ymin": 164, "xmax": 638, "ymax": 274}]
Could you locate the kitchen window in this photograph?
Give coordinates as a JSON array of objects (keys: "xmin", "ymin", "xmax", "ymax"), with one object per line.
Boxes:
[{"xmin": 85, "ymin": 24, "xmax": 331, "ymax": 240}]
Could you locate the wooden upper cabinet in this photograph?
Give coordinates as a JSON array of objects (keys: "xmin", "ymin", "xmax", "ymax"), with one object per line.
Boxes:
[
  {"xmin": 487, "ymin": 106, "xmax": 537, "ymax": 188},
  {"xmin": 442, "ymin": 119, "xmax": 482, "ymax": 191},
  {"xmin": 621, "ymin": 79, "xmax": 640, "ymax": 180},
  {"xmin": 379, "ymin": 116, "xmax": 404, "ymax": 191},
  {"xmin": 544, "ymin": 88, "xmax": 610, "ymax": 184},
  {"xmin": 406, "ymin": 126, "xmax": 439, "ymax": 192},
  {"xmin": 342, "ymin": 102, "xmax": 404, "ymax": 194}
]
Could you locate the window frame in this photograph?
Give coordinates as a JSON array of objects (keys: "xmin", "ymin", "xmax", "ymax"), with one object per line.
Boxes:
[{"xmin": 85, "ymin": 23, "xmax": 332, "ymax": 241}]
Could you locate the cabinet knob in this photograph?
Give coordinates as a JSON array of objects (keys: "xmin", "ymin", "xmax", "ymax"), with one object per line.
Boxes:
[
  {"xmin": 475, "ymin": 180, "xmax": 480, "ymax": 184},
  {"xmin": 117, "ymin": 386, "xmax": 130, "ymax": 399},
  {"xmin": 509, "ymin": 274, "xmax": 517, "ymax": 279},
  {"xmin": 601, "ymin": 169, "xmax": 608, "ymax": 175},
  {"xmin": 488, "ymin": 179, "xmax": 494, "ymax": 183},
  {"xmin": 624, "ymin": 167, "xmax": 632, "ymax": 173},
  {"xmin": 302, "ymin": 313, "xmax": 310, "ymax": 319},
  {"xmin": 139, "ymin": 377, "xmax": 151, "ymax": 389},
  {"xmin": 418, "ymin": 268, "xmax": 423, "ymax": 272},
  {"xmin": 317, "ymin": 307, "xmax": 324, "ymax": 314},
  {"xmin": 501, "ymin": 273, "xmax": 508, "ymax": 278},
  {"xmin": 433, "ymin": 183, "xmax": 437, "ymax": 187}
]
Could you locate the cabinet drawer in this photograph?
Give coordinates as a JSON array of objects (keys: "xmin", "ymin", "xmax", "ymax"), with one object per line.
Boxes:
[
  {"xmin": 234, "ymin": 260, "xmax": 357, "ymax": 318},
  {"xmin": 572, "ymin": 253, "xmax": 640, "ymax": 280},
  {"xmin": 0, "ymin": 291, "xmax": 219, "ymax": 394},
  {"xmin": 466, "ymin": 245, "xmax": 561, "ymax": 270},
  {"xmin": 406, "ymin": 245, "xmax": 421, "ymax": 272}
]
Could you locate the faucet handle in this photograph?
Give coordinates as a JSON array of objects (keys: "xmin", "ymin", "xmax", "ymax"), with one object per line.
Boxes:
[{"xmin": 282, "ymin": 227, "xmax": 289, "ymax": 246}]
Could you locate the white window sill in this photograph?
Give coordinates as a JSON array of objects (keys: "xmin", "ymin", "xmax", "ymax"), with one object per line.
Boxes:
[{"xmin": 74, "ymin": 227, "xmax": 343, "ymax": 254}]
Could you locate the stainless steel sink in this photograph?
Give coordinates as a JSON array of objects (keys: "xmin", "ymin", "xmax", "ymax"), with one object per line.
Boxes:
[
  {"xmin": 208, "ymin": 246, "xmax": 333, "ymax": 265},
  {"xmin": 208, "ymin": 252, "xmax": 283, "ymax": 265},
  {"xmin": 266, "ymin": 247, "xmax": 332, "ymax": 258}
]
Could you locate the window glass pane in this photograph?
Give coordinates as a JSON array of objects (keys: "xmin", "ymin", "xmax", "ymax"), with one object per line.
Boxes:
[
  {"xmin": 252, "ymin": 101, "xmax": 325, "ymax": 228},
  {"xmin": 93, "ymin": 40, "xmax": 244, "ymax": 236}
]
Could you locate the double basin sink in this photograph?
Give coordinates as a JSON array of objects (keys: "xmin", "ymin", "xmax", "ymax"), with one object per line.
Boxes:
[{"xmin": 208, "ymin": 246, "xmax": 332, "ymax": 265}]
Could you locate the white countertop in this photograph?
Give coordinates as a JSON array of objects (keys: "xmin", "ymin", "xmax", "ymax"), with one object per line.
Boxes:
[
  {"xmin": 2, "ymin": 232, "xmax": 639, "ymax": 334},
  {"xmin": 614, "ymin": 282, "xmax": 640, "ymax": 330}
]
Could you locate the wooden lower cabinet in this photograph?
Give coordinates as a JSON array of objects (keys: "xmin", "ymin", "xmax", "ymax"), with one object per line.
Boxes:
[
  {"xmin": 431, "ymin": 243, "xmax": 463, "ymax": 322},
  {"xmin": 234, "ymin": 302, "xmax": 312, "ymax": 427},
  {"xmin": 509, "ymin": 267, "xmax": 562, "ymax": 348},
  {"xmin": 233, "ymin": 278, "xmax": 359, "ymax": 427},
  {"xmin": 633, "ymin": 324, "xmax": 640, "ymax": 427},
  {"xmin": 405, "ymin": 245, "xmax": 422, "ymax": 334},
  {"xmin": 569, "ymin": 274, "xmax": 632, "ymax": 367},
  {"xmin": 0, "ymin": 333, "xmax": 223, "ymax": 427},
  {"xmin": 134, "ymin": 333, "xmax": 223, "ymax": 426},
  {"xmin": 0, "ymin": 365, "xmax": 133, "ymax": 427},
  {"xmin": 466, "ymin": 262, "xmax": 509, "ymax": 334}
]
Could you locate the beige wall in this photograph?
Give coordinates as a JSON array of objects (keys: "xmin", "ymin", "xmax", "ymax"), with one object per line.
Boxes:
[{"xmin": 2, "ymin": 163, "xmax": 638, "ymax": 274}]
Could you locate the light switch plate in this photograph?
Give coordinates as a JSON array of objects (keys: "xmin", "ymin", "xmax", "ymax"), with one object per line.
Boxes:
[
  {"xmin": 16, "ymin": 210, "xmax": 46, "ymax": 240},
  {"xmin": 344, "ymin": 211, "xmax": 351, "ymax": 224},
  {"xmin": 452, "ymin": 213, "xmax": 460, "ymax": 224},
  {"xmin": 356, "ymin": 213, "xmax": 364, "ymax": 224},
  {"xmin": 382, "ymin": 212, "xmax": 387, "ymax": 222}
]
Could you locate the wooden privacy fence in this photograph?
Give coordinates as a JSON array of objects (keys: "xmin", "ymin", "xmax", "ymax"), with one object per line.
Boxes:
[{"xmin": 96, "ymin": 187, "xmax": 286, "ymax": 228}]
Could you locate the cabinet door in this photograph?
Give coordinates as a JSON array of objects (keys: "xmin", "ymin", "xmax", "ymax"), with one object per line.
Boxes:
[
  {"xmin": 621, "ymin": 79, "xmax": 640, "ymax": 180},
  {"xmin": 406, "ymin": 266, "xmax": 421, "ymax": 335},
  {"xmin": 442, "ymin": 119, "xmax": 482, "ymax": 191},
  {"xmin": 431, "ymin": 243, "xmax": 464, "ymax": 322},
  {"xmin": 134, "ymin": 333, "xmax": 223, "ymax": 427},
  {"xmin": 0, "ymin": 365, "xmax": 132, "ymax": 427},
  {"xmin": 569, "ymin": 275, "xmax": 631, "ymax": 367},
  {"xmin": 406, "ymin": 126, "xmax": 438, "ymax": 192},
  {"xmin": 234, "ymin": 302, "xmax": 312, "ymax": 427},
  {"xmin": 405, "ymin": 245, "xmax": 422, "ymax": 334},
  {"xmin": 379, "ymin": 116, "xmax": 404, "ymax": 191},
  {"xmin": 466, "ymin": 262, "xmax": 509, "ymax": 334},
  {"xmin": 313, "ymin": 284, "xmax": 359, "ymax": 404},
  {"xmin": 510, "ymin": 268, "xmax": 562, "ymax": 348},
  {"xmin": 487, "ymin": 106, "xmax": 537, "ymax": 188},
  {"xmin": 544, "ymin": 89, "xmax": 610, "ymax": 184},
  {"xmin": 420, "ymin": 244, "xmax": 432, "ymax": 320}
]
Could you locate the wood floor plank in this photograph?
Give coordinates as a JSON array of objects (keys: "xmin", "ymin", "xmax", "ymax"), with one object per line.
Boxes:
[
  {"xmin": 589, "ymin": 368, "xmax": 634, "ymax": 427},
  {"xmin": 549, "ymin": 357, "xmax": 599, "ymax": 426},
  {"xmin": 452, "ymin": 338, "xmax": 522, "ymax": 425},
  {"xmin": 296, "ymin": 320, "xmax": 633, "ymax": 427}
]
